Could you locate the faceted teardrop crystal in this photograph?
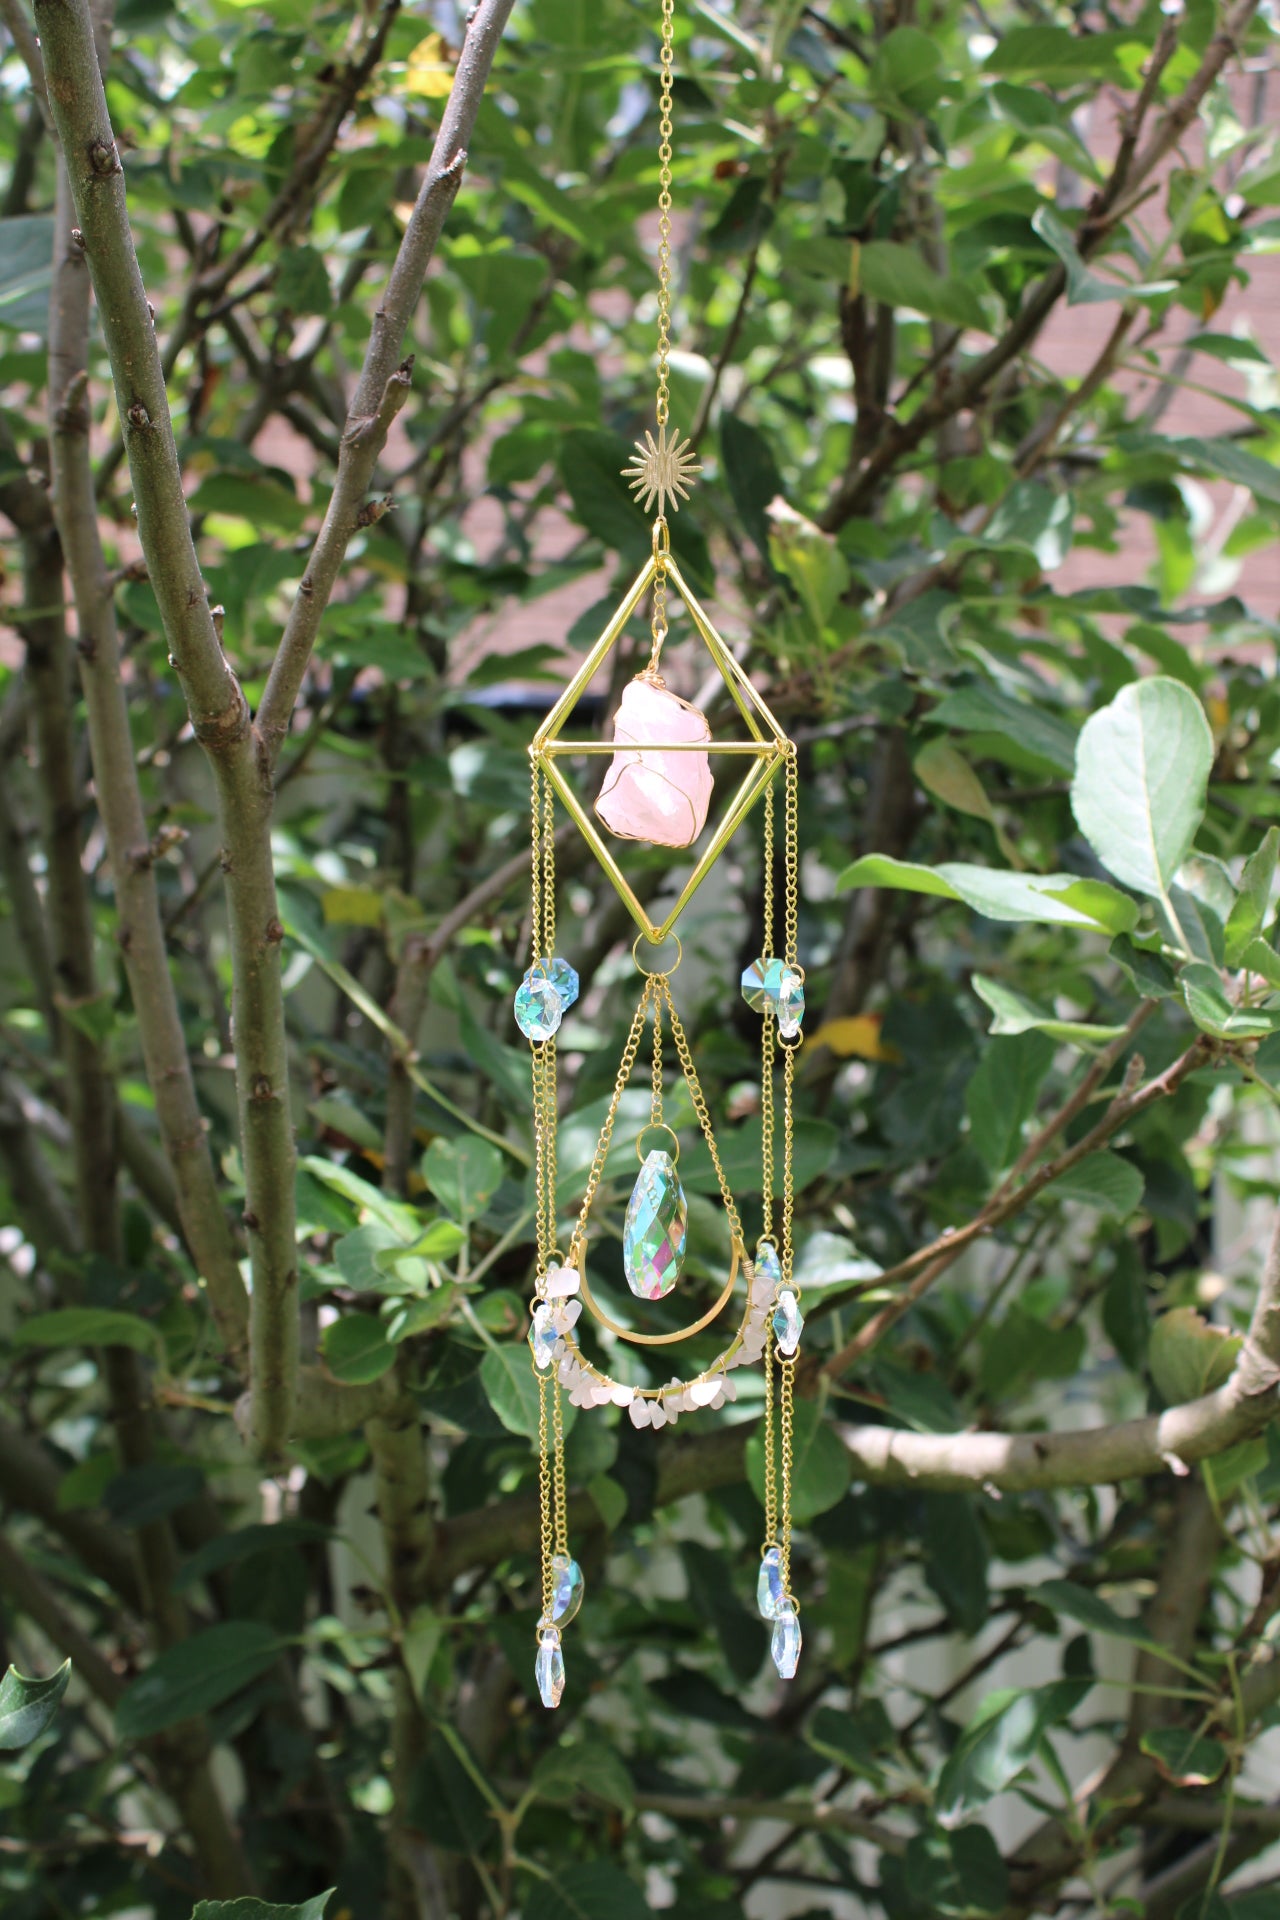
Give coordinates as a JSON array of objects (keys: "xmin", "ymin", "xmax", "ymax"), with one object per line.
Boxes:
[
  {"xmin": 514, "ymin": 969, "xmax": 562, "ymax": 1042},
  {"xmin": 772, "ymin": 1288, "xmax": 804, "ymax": 1357},
  {"xmin": 757, "ymin": 1544, "xmax": 785, "ymax": 1621},
  {"xmin": 777, "ymin": 966, "xmax": 805, "ymax": 1039},
  {"xmin": 623, "ymin": 1149, "xmax": 687, "ymax": 1300},
  {"xmin": 771, "ymin": 1605, "xmax": 802, "ymax": 1680},
  {"xmin": 754, "ymin": 1242, "xmax": 782, "ymax": 1290},
  {"xmin": 551, "ymin": 1553, "xmax": 584, "ymax": 1626},
  {"xmin": 535, "ymin": 1628, "xmax": 565, "ymax": 1709},
  {"xmin": 528, "ymin": 1301, "xmax": 559, "ymax": 1371}
]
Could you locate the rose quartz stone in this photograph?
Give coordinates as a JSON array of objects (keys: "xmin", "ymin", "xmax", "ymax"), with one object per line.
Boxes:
[{"xmin": 595, "ymin": 678, "xmax": 714, "ymax": 848}]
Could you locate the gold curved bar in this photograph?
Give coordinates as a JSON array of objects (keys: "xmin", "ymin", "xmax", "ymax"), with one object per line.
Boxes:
[{"xmin": 572, "ymin": 1232, "xmax": 743, "ymax": 1346}]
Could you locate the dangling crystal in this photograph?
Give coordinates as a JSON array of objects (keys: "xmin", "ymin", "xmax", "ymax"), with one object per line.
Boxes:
[
  {"xmin": 528, "ymin": 1302, "xmax": 559, "ymax": 1371},
  {"xmin": 771, "ymin": 1605, "xmax": 802, "ymax": 1680},
  {"xmin": 514, "ymin": 968, "xmax": 563, "ymax": 1042},
  {"xmin": 547, "ymin": 957, "xmax": 580, "ymax": 1011},
  {"xmin": 535, "ymin": 1628, "xmax": 565, "ymax": 1709},
  {"xmin": 551, "ymin": 1553, "xmax": 585, "ymax": 1626},
  {"xmin": 741, "ymin": 955, "xmax": 785, "ymax": 1013},
  {"xmin": 755, "ymin": 1242, "xmax": 782, "ymax": 1290},
  {"xmin": 772, "ymin": 1288, "xmax": 804, "ymax": 1357},
  {"xmin": 623, "ymin": 1149, "xmax": 688, "ymax": 1300},
  {"xmin": 777, "ymin": 965, "xmax": 805, "ymax": 1039},
  {"xmin": 757, "ymin": 1544, "xmax": 785, "ymax": 1620}
]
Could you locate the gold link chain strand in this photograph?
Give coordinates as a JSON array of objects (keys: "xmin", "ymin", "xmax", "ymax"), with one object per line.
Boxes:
[
  {"xmin": 762, "ymin": 1323, "xmax": 778, "ymax": 1548},
  {"xmin": 552, "ymin": 1372, "xmax": 569, "ymax": 1558},
  {"xmin": 784, "ymin": 747, "xmax": 799, "ymax": 970},
  {"xmin": 779, "ymin": 1349, "xmax": 796, "ymax": 1596},
  {"xmin": 529, "ymin": 752, "xmax": 543, "ymax": 971},
  {"xmin": 654, "ymin": 0, "xmax": 675, "ymax": 429},
  {"xmin": 537, "ymin": 1366, "xmax": 555, "ymax": 1624},
  {"xmin": 651, "ymin": 990, "xmax": 664, "ymax": 1126},
  {"xmin": 542, "ymin": 753, "xmax": 557, "ymax": 961},
  {"xmin": 659, "ymin": 978, "xmax": 746, "ymax": 1249},
  {"xmin": 782, "ymin": 1040, "xmax": 797, "ymax": 1288},
  {"xmin": 570, "ymin": 978, "xmax": 656, "ymax": 1246}
]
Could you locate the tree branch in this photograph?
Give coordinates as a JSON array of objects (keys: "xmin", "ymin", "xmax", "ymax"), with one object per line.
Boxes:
[{"xmin": 255, "ymin": 0, "xmax": 518, "ymax": 761}]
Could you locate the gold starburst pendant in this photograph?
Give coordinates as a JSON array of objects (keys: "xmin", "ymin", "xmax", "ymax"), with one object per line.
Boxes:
[{"xmin": 622, "ymin": 424, "xmax": 701, "ymax": 519}]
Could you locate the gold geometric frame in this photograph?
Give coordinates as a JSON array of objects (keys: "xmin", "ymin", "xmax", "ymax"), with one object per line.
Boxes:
[{"xmin": 532, "ymin": 550, "xmax": 790, "ymax": 943}]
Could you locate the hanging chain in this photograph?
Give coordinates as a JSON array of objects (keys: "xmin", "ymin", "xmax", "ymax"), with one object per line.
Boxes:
[
  {"xmin": 779, "ymin": 1345, "xmax": 795, "ymax": 1595},
  {"xmin": 760, "ymin": 782, "xmax": 776, "ymax": 1243},
  {"xmin": 784, "ymin": 749, "xmax": 799, "ymax": 970},
  {"xmin": 655, "ymin": 0, "xmax": 675, "ymax": 429},
  {"xmin": 570, "ymin": 979, "xmax": 656, "ymax": 1247},
  {"xmin": 782, "ymin": 1043, "xmax": 796, "ymax": 1289},
  {"xmin": 651, "ymin": 991, "xmax": 664, "ymax": 1126},
  {"xmin": 529, "ymin": 754, "xmax": 543, "ymax": 970},
  {"xmin": 660, "ymin": 979, "xmax": 746, "ymax": 1248},
  {"xmin": 537, "ymin": 1368, "xmax": 554, "ymax": 1622},
  {"xmin": 762, "ymin": 1325, "xmax": 778, "ymax": 1547},
  {"xmin": 542, "ymin": 759, "xmax": 556, "ymax": 960},
  {"xmin": 552, "ymin": 1369, "xmax": 569, "ymax": 1557}
]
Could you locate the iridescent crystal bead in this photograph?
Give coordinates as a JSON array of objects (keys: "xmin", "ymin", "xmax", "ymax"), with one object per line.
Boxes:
[
  {"xmin": 755, "ymin": 1242, "xmax": 782, "ymax": 1290},
  {"xmin": 772, "ymin": 1288, "xmax": 804, "ymax": 1357},
  {"xmin": 514, "ymin": 968, "xmax": 562, "ymax": 1042},
  {"xmin": 535, "ymin": 1627, "xmax": 565, "ymax": 1709},
  {"xmin": 741, "ymin": 955, "xmax": 785, "ymax": 1013},
  {"xmin": 547, "ymin": 957, "xmax": 579, "ymax": 1011},
  {"xmin": 757, "ymin": 1544, "xmax": 785, "ymax": 1621},
  {"xmin": 528, "ymin": 1301, "xmax": 559, "ymax": 1371},
  {"xmin": 623, "ymin": 1149, "xmax": 687, "ymax": 1300},
  {"xmin": 777, "ymin": 966, "xmax": 805, "ymax": 1039},
  {"xmin": 771, "ymin": 1605, "xmax": 802, "ymax": 1680},
  {"xmin": 551, "ymin": 1553, "xmax": 584, "ymax": 1626}
]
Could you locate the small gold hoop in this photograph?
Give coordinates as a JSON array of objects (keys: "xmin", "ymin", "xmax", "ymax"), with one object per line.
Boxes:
[
  {"xmin": 652, "ymin": 516, "xmax": 670, "ymax": 560},
  {"xmin": 632, "ymin": 930, "xmax": 682, "ymax": 977},
  {"xmin": 777, "ymin": 1030, "xmax": 804, "ymax": 1052},
  {"xmin": 572, "ymin": 1234, "xmax": 743, "ymax": 1346},
  {"xmin": 760, "ymin": 1540, "xmax": 779, "ymax": 1561},
  {"xmin": 635, "ymin": 1122, "xmax": 679, "ymax": 1165}
]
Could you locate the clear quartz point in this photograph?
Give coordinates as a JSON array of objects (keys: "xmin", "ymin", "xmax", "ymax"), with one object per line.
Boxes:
[
  {"xmin": 777, "ymin": 966, "xmax": 805, "ymax": 1038},
  {"xmin": 528, "ymin": 1301, "xmax": 559, "ymax": 1371},
  {"xmin": 623, "ymin": 1148, "xmax": 688, "ymax": 1300},
  {"xmin": 551, "ymin": 1553, "xmax": 584, "ymax": 1626},
  {"xmin": 514, "ymin": 968, "xmax": 563, "ymax": 1042},
  {"xmin": 757, "ymin": 1544, "xmax": 785, "ymax": 1620},
  {"xmin": 771, "ymin": 1605, "xmax": 802, "ymax": 1680},
  {"xmin": 754, "ymin": 1243, "xmax": 782, "ymax": 1289},
  {"xmin": 535, "ymin": 1628, "xmax": 565, "ymax": 1709},
  {"xmin": 772, "ymin": 1288, "xmax": 804, "ymax": 1357}
]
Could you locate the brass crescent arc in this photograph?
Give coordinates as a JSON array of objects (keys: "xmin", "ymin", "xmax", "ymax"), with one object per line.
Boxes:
[{"xmin": 569, "ymin": 1232, "xmax": 744, "ymax": 1346}]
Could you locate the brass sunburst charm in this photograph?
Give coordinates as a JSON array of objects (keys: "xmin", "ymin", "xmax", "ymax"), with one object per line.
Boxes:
[{"xmin": 622, "ymin": 424, "xmax": 702, "ymax": 520}]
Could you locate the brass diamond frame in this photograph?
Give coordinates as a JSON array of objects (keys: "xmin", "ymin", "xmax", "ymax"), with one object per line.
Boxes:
[{"xmin": 532, "ymin": 551, "xmax": 790, "ymax": 944}]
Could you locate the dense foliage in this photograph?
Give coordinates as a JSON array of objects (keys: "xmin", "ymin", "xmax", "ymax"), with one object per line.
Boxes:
[{"xmin": 2, "ymin": 0, "xmax": 1280, "ymax": 1916}]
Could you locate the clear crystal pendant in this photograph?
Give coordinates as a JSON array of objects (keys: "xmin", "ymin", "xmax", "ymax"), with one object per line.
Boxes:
[
  {"xmin": 528, "ymin": 1302, "xmax": 559, "ymax": 1371},
  {"xmin": 772, "ymin": 1288, "xmax": 804, "ymax": 1357},
  {"xmin": 535, "ymin": 1627, "xmax": 565, "ymax": 1709},
  {"xmin": 623, "ymin": 1148, "xmax": 688, "ymax": 1300},
  {"xmin": 777, "ymin": 966, "xmax": 805, "ymax": 1039},
  {"xmin": 755, "ymin": 1242, "xmax": 782, "ymax": 1290},
  {"xmin": 514, "ymin": 967, "xmax": 563, "ymax": 1042},
  {"xmin": 771, "ymin": 1605, "xmax": 801, "ymax": 1680},
  {"xmin": 741, "ymin": 954, "xmax": 785, "ymax": 1012},
  {"xmin": 551, "ymin": 1553, "xmax": 585, "ymax": 1626},
  {"xmin": 547, "ymin": 957, "xmax": 580, "ymax": 1011},
  {"xmin": 757, "ymin": 1544, "xmax": 785, "ymax": 1620}
]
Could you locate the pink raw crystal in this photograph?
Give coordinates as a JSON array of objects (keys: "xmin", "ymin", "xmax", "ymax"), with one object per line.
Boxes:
[{"xmin": 595, "ymin": 678, "xmax": 714, "ymax": 848}]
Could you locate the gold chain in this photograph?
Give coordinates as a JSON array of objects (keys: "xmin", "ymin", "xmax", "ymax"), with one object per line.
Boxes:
[
  {"xmin": 659, "ymin": 978, "xmax": 746, "ymax": 1247},
  {"xmin": 651, "ymin": 992, "xmax": 663, "ymax": 1126},
  {"xmin": 762, "ymin": 1325, "xmax": 777, "ymax": 1546},
  {"xmin": 760, "ymin": 781, "xmax": 777, "ymax": 1243},
  {"xmin": 655, "ymin": 0, "xmax": 675, "ymax": 430},
  {"xmin": 529, "ymin": 753, "xmax": 543, "ymax": 970},
  {"xmin": 782, "ymin": 1042, "xmax": 796, "ymax": 1288},
  {"xmin": 542, "ymin": 759, "xmax": 556, "ymax": 959},
  {"xmin": 779, "ymin": 1350, "xmax": 795, "ymax": 1595},
  {"xmin": 552, "ymin": 1369, "xmax": 569, "ymax": 1557},
  {"xmin": 532, "ymin": 1040, "xmax": 548, "ymax": 1270},
  {"xmin": 537, "ymin": 1367, "xmax": 554, "ymax": 1623},
  {"xmin": 571, "ymin": 979, "xmax": 656, "ymax": 1241},
  {"xmin": 784, "ymin": 749, "xmax": 798, "ymax": 970}
]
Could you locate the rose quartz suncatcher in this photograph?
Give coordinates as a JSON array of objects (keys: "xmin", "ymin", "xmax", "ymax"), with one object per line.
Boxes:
[{"xmin": 594, "ymin": 677, "xmax": 714, "ymax": 848}]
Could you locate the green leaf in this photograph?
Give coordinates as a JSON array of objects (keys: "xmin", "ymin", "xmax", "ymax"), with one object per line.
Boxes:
[
  {"xmin": 854, "ymin": 239, "xmax": 989, "ymax": 333},
  {"xmin": 936, "ymin": 1678, "xmax": 1091, "ymax": 1824},
  {"xmin": 321, "ymin": 1313, "xmax": 397, "ymax": 1384},
  {"xmin": 407, "ymin": 1727, "xmax": 497, "ymax": 1855},
  {"xmin": 12, "ymin": 1307, "xmax": 160, "ymax": 1354},
  {"xmin": 806, "ymin": 1702, "xmax": 894, "ymax": 1785},
  {"xmin": 904, "ymin": 1824, "xmax": 1009, "ymax": 1916},
  {"xmin": 931, "ymin": 682, "xmax": 1077, "ymax": 772},
  {"xmin": 104, "ymin": 1464, "xmax": 205, "ymax": 1529},
  {"xmin": 524, "ymin": 1863, "xmax": 652, "ymax": 1920},
  {"xmin": 965, "ymin": 1033, "xmax": 1054, "ymax": 1173},
  {"xmin": 0, "ymin": 216, "xmax": 54, "ymax": 333},
  {"xmin": 1239, "ymin": 936, "xmax": 1280, "ymax": 989},
  {"xmin": 681, "ymin": 1115, "xmax": 836, "ymax": 1198},
  {"xmin": 986, "ymin": 25, "xmax": 1139, "ymax": 80},
  {"xmin": 922, "ymin": 1492, "xmax": 988, "ymax": 1633},
  {"xmin": 745, "ymin": 1398, "xmax": 851, "ymax": 1522},
  {"xmin": 836, "ymin": 855, "xmax": 1136, "ymax": 931},
  {"xmin": 480, "ymin": 1344, "xmax": 542, "ymax": 1440},
  {"xmin": 334, "ymin": 1222, "xmax": 410, "ymax": 1292},
  {"xmin": 720, "ymin": 413, "xmax": 784, "ymax": 557},
  {"xmin": 532, "ymin": 1739, "xmax": 635, "ymax": 1815},
  {"xmin": 869, "ymin": 25, "xmax": 948, "ymax": 113},
  {"xmin": 1149, "ymin": 1306, "xmax": 1241, "ymax": 1405},
  {"xmin": 1224, "ymin": 828, "xmax": 1279, "ymax": 964},
  {"xmin": 1072, "ymin": 679, "xmax": 1214, "ymax": 900},
  {"xmin": 1110, "ymin": 933, "xmax": 1178, "ymax": 1000},
  {"xmin": 191, "ymin": 1898, "xmax": 333, "ymax": 1920},
  {"xmin": 116, "ymin": 1623, "xmax": 287, "ymax": 1740},
  {"xmin": 0, "ymin": 1662, "xmax": 70, "ymax": 1749},
  {"xmin": 174, "ymin": 1522, "xmax": 333, "ymax": 1593},
  {"xmin": 1139, "ymin": 1726, "xmax": 1228, "ymax": 1786},
  {"xmin": 275, "ymin": 244, "xmax": 331, "ymax": 315},
  {"xmin": 972, "ymin": 975, "xmax": 1126, "ymax": 1046},
  {"xmin": 1032, "ymin": 205, "xmax": 1129, "ymax": 305},
  {"xmin": 1178, "ymin": 961, "xmax": 1276, "ymax": 1039},
  {"xmin": 421, "ymin": 1136, "xmax": 504, "ymax": 1224},
  {"xmin": 766, "ymin": 499, "xmax": 849, "ymax": 630},
  {"xmin": 1049, "ymin": 1150, "xmax": 1144, "ymax": 1218},
  {"xmin": 1039, "ymin": 1578, "xmax": 1151, "ymax": 1644}
]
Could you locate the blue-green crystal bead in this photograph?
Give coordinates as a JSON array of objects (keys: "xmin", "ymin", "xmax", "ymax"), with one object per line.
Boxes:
[
  {"xmin": 757, "ymin": 1545, "xmax": 785, "ymax": 1621},
  {"xmin": 514, "ymin": 970, "xmax": 562, "ymax": 1042},
  {"xmin": 755, "ymin": 1243, "xmax": 782, "ymax": 1290},
  {"xmin": 741, "ymin": 955, "xmax": 785, "ymax": 1013},
  {"xmin": 551, "ymin": 1553, "xmax": 584, "ymax": 1625},
  {"xmin": 547, "ymin": 957, "xmax": 579, "ymax": 1011},
  {"xmin": 623, "ymin": 1149, "xmax": 687, "ymax": 1300},
  {"xmin": 771, "ymin": 1606, "xmax": 801, "ymax": 1680}
]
